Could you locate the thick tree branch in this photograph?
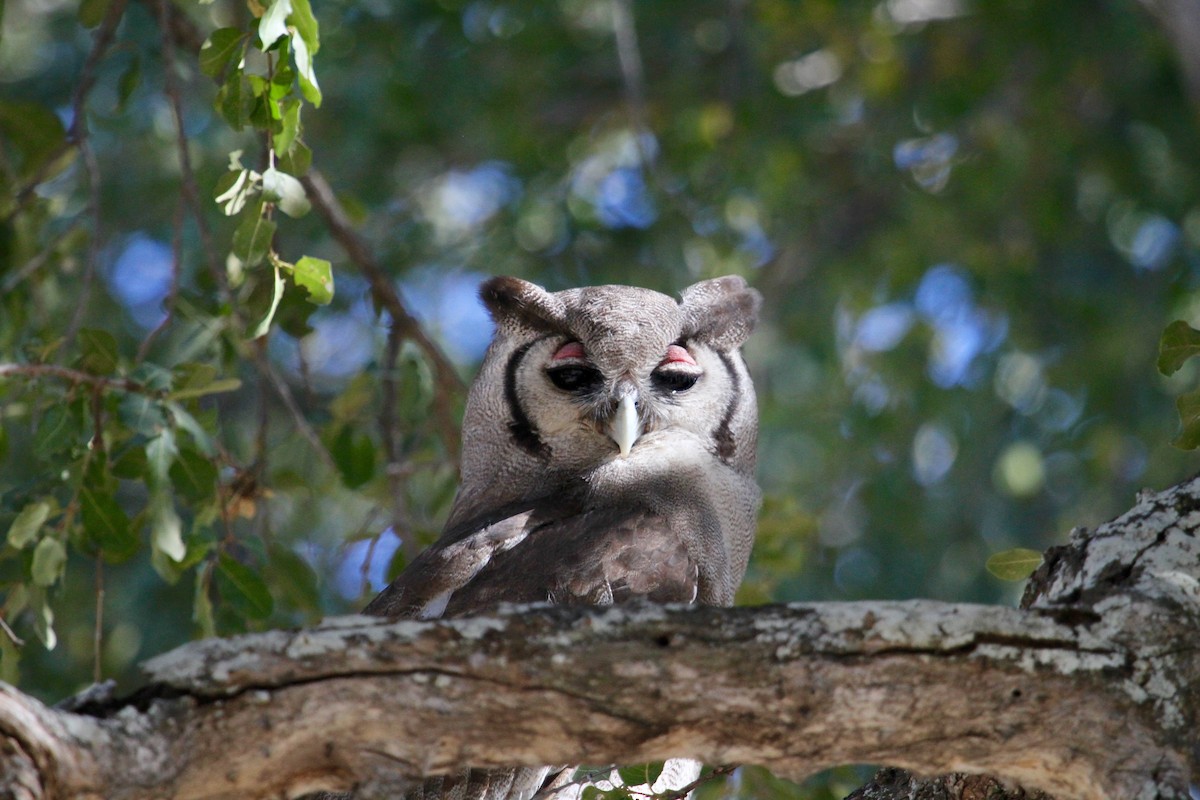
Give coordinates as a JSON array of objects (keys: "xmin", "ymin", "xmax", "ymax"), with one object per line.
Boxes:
[{"xmin": 1, "ymin": 475, "xmax": 1198, "ymax": 800}]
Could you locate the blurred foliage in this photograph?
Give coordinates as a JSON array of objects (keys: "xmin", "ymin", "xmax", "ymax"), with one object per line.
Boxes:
[{"xmin": 2, "ymin": 0, "xmax": 1200, "ymax": 796}]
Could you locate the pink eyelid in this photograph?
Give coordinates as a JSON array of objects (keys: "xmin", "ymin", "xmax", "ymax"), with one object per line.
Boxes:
[
  {"xmin": 552, "ymin": 341, "xmax": 696, "ymax": 366},
  {"xmin": 552, "ymin": 341, "xmax": 587, "ymax": 360},
  {"xmin": 661, "ymin": 344, "xmax": 697, "ymax": 366}
]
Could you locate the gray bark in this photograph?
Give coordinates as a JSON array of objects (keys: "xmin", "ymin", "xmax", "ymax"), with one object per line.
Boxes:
[{"xmin": 1, "ymin": 476, "xmax": 1199, "ymax": 800}]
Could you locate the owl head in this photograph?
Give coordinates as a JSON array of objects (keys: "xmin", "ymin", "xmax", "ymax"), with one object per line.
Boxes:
[{"xmin": 449, "ymin": 275, "xmax": 762, "ymax": 532}]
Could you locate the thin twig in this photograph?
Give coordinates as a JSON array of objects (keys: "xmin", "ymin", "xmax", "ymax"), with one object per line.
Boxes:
[
  {"xmin": 609, "ymin": 0, "xmax": 704, "ymax": 225},
  {"xmin": 249, "ymin": 346, "xmax": 337, "ymax": 473},
  {"xmin": 379, "ymin": 321, "xmax": 420, "ymax": 562},
  {"xmin": 136, "ymin": 197, "xmax": 184, "ymax": 364},
  {"xmin": 0, "ymin": 363, "xmax": 164, "ymax": 397},
  {"xmin": 660, "ymin": 765, "xmax": 738, "ymax": 800},
  {"xmin": 94, "ymin": 556, "xmax": 105, "ymax": 684},
  {"xmin": 152, "ymin": 0, "xmax": 229, "ymax": 310},
  {"xmin": 62, "ymin": 0, "xmax": 130, "ymax": 352},
  {"xmin": 611, "ymin": 0, "xmax": 650, "ymax": 143},
  {"xmin": 301, "ymin": 170, "xmax": 465, "ymax": 463},
  {"xmin": 0, "ymin": 223, "xmax": 81, "ymax": 296},
  {"xmin": 0, "ymin": 614, "xmax": 25, "ymax": 647},
  {"xmin": 88, "ymin": 385, "xmax": 108, "ymax": 684}
]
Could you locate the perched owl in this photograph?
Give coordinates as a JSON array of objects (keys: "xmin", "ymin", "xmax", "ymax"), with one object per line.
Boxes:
[{"xmin": 363, "ymin": 274, "xmax": 762, "ymax": 800}]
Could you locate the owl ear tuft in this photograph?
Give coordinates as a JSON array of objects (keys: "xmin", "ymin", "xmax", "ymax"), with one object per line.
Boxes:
[
  {"xmin": 480, "ymin": 276, "xmax": 569, "ymax": 333},
  {"xmin": 679, "ymin": 275, "xmax": 762, "ymax": 349}
]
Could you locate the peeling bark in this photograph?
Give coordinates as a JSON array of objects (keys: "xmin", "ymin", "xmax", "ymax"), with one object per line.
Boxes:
[{"xmin": 1, "ymin": 477, "xmax": 1198, "ymax": 800}]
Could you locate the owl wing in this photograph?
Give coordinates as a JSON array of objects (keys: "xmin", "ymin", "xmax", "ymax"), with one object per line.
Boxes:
[{"xmin": 363, "ymin": 495, "xmax": 699, "ymax": 620}]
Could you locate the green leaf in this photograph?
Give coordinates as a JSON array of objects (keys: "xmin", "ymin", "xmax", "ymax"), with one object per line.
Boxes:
[
  {"xmin": 111, "ymin": 443, "xmax": 148, "ymax": 480},
  {"xmin": 168, "ymin": 362, "xmax": 238, "ymax": 403},
  {"xmin": 34, "ymin": 404, "xmax": 80, "ymax": 458},
  {"xmin": 32, "ymin": 594, "xmax": 56, "ymax": 650},
  {"xmin": 169, "ymin": 448, "xmax": 218, "ymax": 503},
  {"xmin": 232, "ymin": 213, "xmax": 276, "ymax": 266},
  {"xmin": 290, "ymin": 29, "xmax": 322, "ymax": 107},
  {"xmin": 289, "ymin": 0, "xmax": 319, "ymax": 54},
  {"xmin": 265, "ymin": 542, "xmax": 320, "ymax": 614},
  {"xmin": 146, "ymin": 429, "xmax": 178, "ymax": 485},
  {"xmin": 166, "ymin": 402, "xmax": 217, "ymax": 457},
  {"xmin": 149, "ymin": 492, "xmax": 186, "ymax": 563},
  {"xmin": 0, "ymin": 101, "xmax": 69, "ymax": 183},
  {"xmin": 129, "ymin": 361, "xmax": 173, "ymax": 391},
  {"xmin": 118, "ymin": 393, "xmax": 168, "ymax": 436},
  {"xmin": 216, "ymin": 552, "xmax": 274, "ymax": 619},
  {"xmin": 168, "ymin": 378, "xmax": 242, "ymax": 402},
  {"xmin": 617, "ymin": 763, "xmax": 663, "ymax": 788},
  {"xmin": 261, "ymin": 167, "xmax": 311, "ymax": 217},
  {"xmin": 81, "ymin": 486, "xmax": 138, "ymax": 561},
  {"xmin": 985, "ymin": 548, "xmax": 1043, "ymax": 581},
  {"xmin": 251, "ymin": 263, "xmax": 286, "ymax": 339},
  {"xmin": 275, "ymin": 98, "xmax": 302, "ymax": 157},
  {"xmin": 78, "ymin": 0, "xmax": 108, "ymax": 27},
  {"xmin": 1173, "ymin": 389, "xmax": 1200, "ymax": 449},
  {"xmin": 331, "ymin": 425, "xmax": 376, "ymax": 489},
  {"xmin": 194, "ymin": 566, "xmax": 216, "ymax": 638},
  {"xmin": 292, "ymin": 256, "xmax": 333, "ymax": 304},
  {"xmin": 7, "ymin": 501, "xmax": 51, "ymax": 549},
  {"xmin": 277, "ymin": 139, "xmax": 311, "ymax": 177},
  {"xmin": 75, "ymin": 328, "xmax": 119, "ymax": 374},
  {"xmin": 258, "ymin": 0, "xmax": 293, "ymax": 48},
  {"xmin": 199, "ymin": 28, "xmax": 246, "ymax": 80},
  {"xmin": 1158, "ymin": 320, "xmax": 1200, "ymax": 376},
  {"xmin": 30, "ymin": 537, "xmax": 66, "ymax": 587},
  {"xmin": 115, "ymin": 55, "xmax": 141, "ymax": 112},
  {"xmin": 0, "ymin": 623, "xmax": 21, "ymax": 682},
  {"xmin": 216, "ymin": 71, "xmax": 255, "ymax": 131},
  {"xmin": 214, "ymin": 168, "xmax": 256, "ymax": 216}
]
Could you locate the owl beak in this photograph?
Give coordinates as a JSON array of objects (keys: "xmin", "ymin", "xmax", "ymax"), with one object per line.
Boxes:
[{"xmin": 611, "ymin": 391, "xmax": 641, "ymax": 458}]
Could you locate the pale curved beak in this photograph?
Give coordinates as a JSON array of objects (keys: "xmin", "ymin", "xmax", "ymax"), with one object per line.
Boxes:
[{"xmin": 611, "ymin": 391, "xmax": 641, "ymax": 457}]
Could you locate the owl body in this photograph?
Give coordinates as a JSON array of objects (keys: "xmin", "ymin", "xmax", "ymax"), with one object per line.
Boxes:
[{"xmin": 362, "ymin": 274, "xmax": 761, "ymax": 799}]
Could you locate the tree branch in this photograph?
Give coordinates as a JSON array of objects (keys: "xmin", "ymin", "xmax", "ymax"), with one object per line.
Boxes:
[
  {"xmin": 0, "ymin": 363, "xmax": 164, "ymax": 398},
  {"xmin": 1, "ymin": 475, "xmax": 1198, "ymax": 800},
  {"xmin": 301, "ymin": 170, "xmax": 465, "ymax": 463}
]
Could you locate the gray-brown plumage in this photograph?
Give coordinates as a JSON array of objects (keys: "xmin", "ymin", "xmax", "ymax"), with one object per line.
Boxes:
[{"xmin": 361, "ymin": 274, "xmax": 762, "ymax": 800}]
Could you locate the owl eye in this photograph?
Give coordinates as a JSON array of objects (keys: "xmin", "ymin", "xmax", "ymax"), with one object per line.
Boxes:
[
  {"xmin": 651, "ymin": 369, "xmax": 700, "ymax": 393},
  {"xmin": 651, "ymin": 343, "xmax": 700, "ymax": 394},
  {"xmin": 547, "ymin": 365, "xmax": 603, "ymax": 393}
]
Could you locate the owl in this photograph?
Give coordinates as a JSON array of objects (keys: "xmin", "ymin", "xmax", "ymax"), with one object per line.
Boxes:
[{"xmin": 362, "ymin": 274, "xmax": 762, "ymax": 800}]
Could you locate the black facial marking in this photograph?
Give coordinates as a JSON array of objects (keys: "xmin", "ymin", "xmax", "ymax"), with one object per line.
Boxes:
[
  {"xmin": 713, "ymin": 350, "xmax": 740, "ymax": 462},
  {"xmin": 505, "ymin": 339, "xmax": 550, "ymax": 458}
]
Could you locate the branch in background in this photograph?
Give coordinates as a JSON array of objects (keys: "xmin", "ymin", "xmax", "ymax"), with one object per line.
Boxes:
[
  {"xmin": 136, "ymin": 197, "xmax": 184, "ymax": 364},
  {"xmin": 62, "ymin": 0, "xmax": 131, "ymax": 352},
  {"xmin": 1139, "ymin": 0, "xmax": 1200, "ymax": 115},
  {"xmin": 0, "ymin": 224, "xmax": 81, "ymax": 296},
  {"xmin": 0, "ymin": 363, "xmax": 164, "ymax": 398},
  {"xmin": 301, "ymin": 170, "xmax": 465, "ymax": 462},
  {"xmin": 609, "ymin": 0, "xmax": 704, "ymax": 227},
  {"xmin": 249, "ymin": 346, "xmax": 337, "ymax": 474},
  {"xmin": 379, "ymin": 319, "xmax": 421, "ymax": 563},
  {"xmin": 0, "ymin": 615, "xmax": 24, "ymax": 648},
  {"xmin": 152, "ymin": 0, "xmax": 229, "ymax": 309},
  {"xmin": 611, "ymin": 0, "xmax": 649, "ymax": 139},
  {"xmin": 87, "ymin": 387, "xmax": 107, "ymax": 684}
]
